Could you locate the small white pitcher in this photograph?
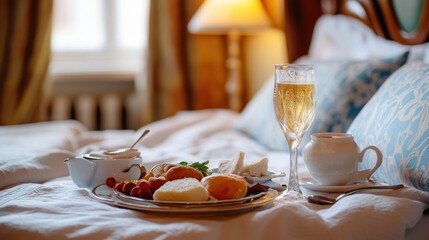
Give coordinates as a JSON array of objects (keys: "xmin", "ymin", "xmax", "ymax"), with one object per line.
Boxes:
[
  {"xmin": 303, "ymin": 133, "xmax": 382, "ymax": 186},
  {"xmin": 65, "ymin": 150, "xmax": 146, "ymax": 189}
]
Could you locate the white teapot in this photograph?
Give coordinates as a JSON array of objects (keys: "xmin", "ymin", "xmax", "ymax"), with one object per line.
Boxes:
[
  {"xmin": 303, "ymin": 133, "xmax": 382, "ymax": 185},
  {"xmin": 65, "ymin": 149, "xmax": 146, "ymax": 189}
]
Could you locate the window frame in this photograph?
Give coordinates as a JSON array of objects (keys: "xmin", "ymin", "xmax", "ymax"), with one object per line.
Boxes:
[{"xmin": 49, "ymin": 0, "xmax": 148, "ymax": 75}]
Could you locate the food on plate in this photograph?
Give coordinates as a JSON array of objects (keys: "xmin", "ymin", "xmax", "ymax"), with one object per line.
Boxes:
[
  {"xmin": 105, "ymin": 177, "xmax": 117, "ymax": 188},
  {"xmin": 148, "ymin": 176, "xmax": 167, "ymax": 192},
  {"xmin": 242, "ymin": 157, "xmax": 269, "ymax": 177},
  {"xmin": 108, "ymin": 178, "xmax": 154, "ymax": 200},
  {"xmin": 218, "ymin": 151, "xmax": 244, "ymax": 175},
  {"xmin": 144, "ymin": 163, "xmax": 176, "ymax": 179},
  {"xmin": 122, "ymin": 182, "xmax": 137, "ymax": 195},
  {"xmin": 219, "ymin": 152, "xmax": 270, "ymax": 178},
  {"xmin": 247, "ymin": 183, "xmax": 270, "ymax": 195},
  {"xmin": 105, "ymin": 158, "xmax": 271, "ymax": 202},
  {"xmin": 201, "ymin": 174, "xmax": 248, "ymax": 200},
  {"xmin": 130, "ymin": 186, "xmax": 141, "ymax": 197},
  {"xmin": 178, "ymin": 160, "xmax": 210, "ymax": 176},
  {"xmin": 145, "ymin": 160, "xmax": 209, "ymax": 180},
  {"xmin": 165, "ymin": 165, "xmax": 204, "ymax": 181},
  {"xmin": 138, "ymin": 187, "xmax": 153, "ymax": 200},
  {"xmin": 153, "ymin": 178, "xmax": 210, "ymax": 202},
  {"xmin": 114, "ymin": 182, "xmax": 125, "ymax": 193}
]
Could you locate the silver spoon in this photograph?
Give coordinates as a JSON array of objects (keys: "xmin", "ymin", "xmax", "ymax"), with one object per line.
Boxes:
[
  {"xmin": 104, "ymin": 129, "xmax": 150, "ymax": 155},
  {"xmin": 307, "ymin": 184, "xmax": 404, "ymax": 205}
]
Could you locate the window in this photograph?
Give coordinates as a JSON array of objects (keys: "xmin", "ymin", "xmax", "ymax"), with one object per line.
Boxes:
[{"xmin": 50, "ymin": 0, "xmax": 149, "ymax": 74}]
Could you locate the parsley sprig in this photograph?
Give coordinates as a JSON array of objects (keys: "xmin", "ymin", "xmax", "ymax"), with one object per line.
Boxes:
[{"xmin": 179, "ymin": 160, "xmax": 210, "ymax": 176}]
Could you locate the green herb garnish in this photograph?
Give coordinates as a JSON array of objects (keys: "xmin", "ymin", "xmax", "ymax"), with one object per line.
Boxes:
[{"xmin": 179, "ymin": 160, "xmax": 210, "ymax": 176}]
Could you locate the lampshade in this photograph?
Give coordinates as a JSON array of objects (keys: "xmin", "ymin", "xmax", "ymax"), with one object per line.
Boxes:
[{"xmin": 188, "ymin": 0, "xmax": 271, "ymax": 34}]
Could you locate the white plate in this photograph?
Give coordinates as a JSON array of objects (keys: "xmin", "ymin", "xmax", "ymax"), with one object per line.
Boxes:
[
  {"xmin": 114, "ymin": 188, "xmax": 266, "ymax": 207},
  {"xmin": 209, "ymin": 168, "xmax": 286, "ymax": 184},
  {"xmin": 91, "ymin": 184, "xmax": 277, "ymax": 215},
  {"xmin": 300, "ymin": 177, "xmax": 377, "ymax": 193}
]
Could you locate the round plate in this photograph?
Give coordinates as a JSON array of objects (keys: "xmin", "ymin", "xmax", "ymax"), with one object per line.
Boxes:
[
  {"xmin": 114, "ymin": 188, "xmax": 266, "ymax": 207},
  {"xmin": 299, "ymin": 177, "xmax": 377, "ymax": 193},
  {"xmin": 209, "ymin": 168, "xmax": 286, "ymax": 184},
  {"xmin": 91, "ymin": 184, "xmax": 278, "ymax": 215}
]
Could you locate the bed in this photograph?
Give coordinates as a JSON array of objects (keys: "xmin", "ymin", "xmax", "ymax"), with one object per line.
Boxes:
[{"xmin": 1, "ymin": 0, "xmax": 429, "ymax": 239}]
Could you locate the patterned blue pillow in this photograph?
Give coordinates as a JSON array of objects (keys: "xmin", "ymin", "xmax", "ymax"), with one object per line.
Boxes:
[
  {"xmin": 347, "ymin": 62, "xmax": 429, "ymax": 191},
  {"xmin": 233, "ymin": 53, "xmax": 408, "ymax": 151}
]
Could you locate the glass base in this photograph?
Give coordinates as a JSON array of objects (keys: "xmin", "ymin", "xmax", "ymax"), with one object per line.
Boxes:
[{"xmin": 276, "ymin": 189, "xmax": 306, "ymax": 202}]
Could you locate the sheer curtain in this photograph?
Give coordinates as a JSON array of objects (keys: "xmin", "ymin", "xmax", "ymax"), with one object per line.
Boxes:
[{"xmin": 0, "ymin": 0, "xmax": 53, "ymax": 125}]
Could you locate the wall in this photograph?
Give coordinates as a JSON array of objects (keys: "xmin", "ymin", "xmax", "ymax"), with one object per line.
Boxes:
[
  {"xmin": 243, "ymin": 29, "xmax": 287, "ymax": 100},
  {"xmin": 242, "ymin": 0, "xmax": 288, "ymax": 101}
]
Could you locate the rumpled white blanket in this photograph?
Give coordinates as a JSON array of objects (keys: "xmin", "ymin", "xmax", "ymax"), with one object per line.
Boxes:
[{"xmin": 0, "ymin": 110, "xmax": 428, "ymax": 240}]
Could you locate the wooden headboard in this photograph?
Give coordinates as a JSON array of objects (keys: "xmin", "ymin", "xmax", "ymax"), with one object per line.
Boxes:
[{"xmin": 283, "ymin": 0, "xmax": 429, "ymax": 62}]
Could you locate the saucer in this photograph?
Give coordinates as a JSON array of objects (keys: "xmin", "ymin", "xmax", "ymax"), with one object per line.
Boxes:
[{"xmin": 300, "ymin": 177, "xmax": 375, "ymax": 193}]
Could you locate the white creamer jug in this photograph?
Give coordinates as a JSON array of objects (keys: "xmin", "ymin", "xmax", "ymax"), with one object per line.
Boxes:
[
  {"xmin": 65, "ymin": 149, "xmax": 146, "ymax": 189},
  {"xmin": 303, "ymin": 133, "xmax": 382, "ymax": 185}
]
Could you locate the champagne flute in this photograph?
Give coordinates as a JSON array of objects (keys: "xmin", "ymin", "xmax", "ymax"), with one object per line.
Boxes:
[{"xmin": 273, "ymin": 64, "xmax": 316, "ymax": 200}]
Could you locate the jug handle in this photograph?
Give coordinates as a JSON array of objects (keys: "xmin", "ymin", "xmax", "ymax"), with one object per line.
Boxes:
[
  {"xmin": 353, "ymin": 146, "xmax": 383, "ymax": 181},
  {"xmin": 122, "ymin": 164, "xmax": 146, "ymax": 180}
]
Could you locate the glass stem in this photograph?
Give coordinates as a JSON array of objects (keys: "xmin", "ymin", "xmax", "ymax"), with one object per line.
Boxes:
[{"xmin": 287, "ymin": 140, "xmax": 302, "ymax": 194}]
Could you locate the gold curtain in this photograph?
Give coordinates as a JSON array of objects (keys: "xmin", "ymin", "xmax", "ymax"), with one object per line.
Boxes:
[
  {"xmin": 0, "ymin": 0, "xmax": 52, "ymax": 125},
  {"xmin": 147, "ymin": 0, "xmax": 228, "ymax": 121}
]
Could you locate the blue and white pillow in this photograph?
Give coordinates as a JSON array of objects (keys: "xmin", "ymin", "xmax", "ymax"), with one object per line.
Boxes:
[
  {"xmin": 232, "ymin": 53, "xmax": 408, "ymax": 151},
  {"xmin": 347, "ymin": 62, "xmax": 429, "ymax": 191}
]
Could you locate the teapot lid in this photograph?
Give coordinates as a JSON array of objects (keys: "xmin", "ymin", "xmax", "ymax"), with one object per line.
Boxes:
[{"xmin": 83, "ymin": 149, "xmax": 140, "ymax": 160}]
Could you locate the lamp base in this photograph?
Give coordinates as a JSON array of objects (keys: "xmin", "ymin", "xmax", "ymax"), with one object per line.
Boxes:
[{"xmin": 225, "ymin": 31, "xmax": 243, "ymax": 112}]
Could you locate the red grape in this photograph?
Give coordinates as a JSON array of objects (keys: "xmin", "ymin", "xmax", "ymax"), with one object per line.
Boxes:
[
  {"xmin": 148, "ymin": 176, "xmax": 167, "ymax": 192},
  {"xmin": 138, "ymin": 188, "xmax": 153, "ymax": 200},
  {"xmin": 105, "ymin": 177, "xmax": 117, "ymax": 188},
  {"xmin": 122, "ymin": 182, "xmax": 136, "ymax": 195},
  {"xmin": 130, "ymin": 186, "xmax": 141, "ymax": 197},
  {"xmin": 138, "ymin": 180, "xmax": 151, "ymax": 191},
  {"xmin": 115, "ymin": 182, "xmax": 125, "ymax": 193}
]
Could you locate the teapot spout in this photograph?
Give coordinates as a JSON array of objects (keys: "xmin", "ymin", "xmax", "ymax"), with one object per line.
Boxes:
[{"xmin": 65, "ymin": 157, "xmax": 96, "ymax": 188}]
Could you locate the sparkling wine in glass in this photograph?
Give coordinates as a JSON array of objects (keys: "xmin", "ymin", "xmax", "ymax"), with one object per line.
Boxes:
[{"xmin": 273, "ymin": 64, "xmax": 316, "ymax": 200}]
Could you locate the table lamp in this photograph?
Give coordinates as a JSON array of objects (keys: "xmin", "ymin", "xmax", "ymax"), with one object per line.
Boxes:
[{"xmin": 188, "ymin": 0, "xmax": 271, "ymax": 111}]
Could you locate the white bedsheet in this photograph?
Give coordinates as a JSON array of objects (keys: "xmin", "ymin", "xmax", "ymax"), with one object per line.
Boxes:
[{"xmin": 0, "ymin": 110, "xmax": 428, "ymax": 240}]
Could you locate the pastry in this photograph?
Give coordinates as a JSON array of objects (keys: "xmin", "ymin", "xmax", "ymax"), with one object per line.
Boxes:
[{"xmin": 201, "ymin": 174, "xmax": 248, "ymax": 200}]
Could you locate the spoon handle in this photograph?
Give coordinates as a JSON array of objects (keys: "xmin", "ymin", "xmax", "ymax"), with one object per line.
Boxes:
[
  {"xmin": 307, "ymin": 184, "xmax": 405, "ymax": 205},
  {"xmin": 335, "ymin": 184, "xmax": 404, "ymax": 202},
  {"xmin": 130, "ymin": 129, "xmax": 150, "ymax": 149}
]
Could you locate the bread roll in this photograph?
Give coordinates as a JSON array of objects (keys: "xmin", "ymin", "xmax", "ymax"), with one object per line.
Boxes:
[
  {"xmin": 218, "ymin": 152, "xmax": 244, "ymax": 175},
  {"xmin": 145, "ymin": 163, "xmax": 176, "ymax": 179},
  {"xmin": 165, "ymin": 165, "xmax": 204, "ymax": 181},
  {"xmin": 201, "ymin": 174, "xmax": 248, "ymax": 200},
  {"xmin": 153, "ymin": 178, "xmax": 209, "ymax": 202}
]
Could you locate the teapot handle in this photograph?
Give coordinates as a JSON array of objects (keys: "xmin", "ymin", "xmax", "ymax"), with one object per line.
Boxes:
[
  {"xmin": 122, "ymin": 164, "xmax": 146, "ymax": 180},
  {"xmin": 353, "ymin": 145, "xmax": 383, "ymax": 181}
]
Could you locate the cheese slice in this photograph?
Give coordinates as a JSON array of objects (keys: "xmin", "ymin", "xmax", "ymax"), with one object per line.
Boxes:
[
  {"xmin": 153, "ymin": 178, "xmax": 209, "ymax": 202},
  {"xmin": 218, "ymin": 151, "xmax": 245, "ymax": 175},
  {"xmin": 243, "ymin": 157, "xmax": 269, "ymax": 177}
]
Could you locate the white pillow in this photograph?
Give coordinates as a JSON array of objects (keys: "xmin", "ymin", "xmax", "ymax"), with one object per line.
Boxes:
[
  {"xmin": 232, "ymin": 52, "xmax": 408, "ymax": 151},
  {"xmin": 309, "ymin": 15, "xmax": 428, "ymax": 62}
]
